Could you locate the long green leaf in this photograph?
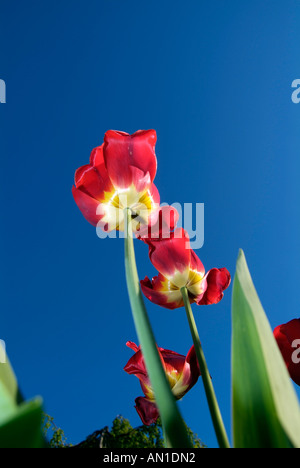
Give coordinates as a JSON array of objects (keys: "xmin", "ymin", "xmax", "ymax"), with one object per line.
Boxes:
[
  {"xmin": 124, "ymin": 209, "xmax": 192, "ymax": 448},
  {"xmin": 0, "ymin": 343, "xmax": 23, "ymax": 405},
  {"xmin": 0, "ymin": 345, "xmax": 45, "ymax": 448},
  {"xmin": 0, "ymin": 396, "xmax": 44, "ymax": 448},
  {"xmin": 232, "ymin": 249, "xmax": 300, "ymax": 448}
]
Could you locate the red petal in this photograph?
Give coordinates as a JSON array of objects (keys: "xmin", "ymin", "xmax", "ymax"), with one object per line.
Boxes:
[
  {"xmin": 124, "ymin": 346, "xmax": 147, "ymax": 379},
  {"xmin": 171, "ymin": 346, "xmax": 201, "ymax": 399},
  {"xmin": 74, "ymin": 165, "xmax": 108, "ymax": 201},
  {"xmin": 184, "ymin": 345, "xmax": 201, "ymax": 385},
  {"xmin": 274, "ymin": 319, "xmax": 300, "ymax": 386},
  {"xmin": 137, "ymin": 205, "xmax": 179, "ymax": 241},
  {"xmin": 75, "ymin": 146, "xmax": 113, "ymax": 201},
  {"xmin": 147, "ymin": 182, "xmax": 160, "ymax": 208},
  {"xmin": 126, "ymin": 341, "xmax": 139, "ymax": 353},
  {"xmin": 124, "ymin": 343, "xmax": 154, "ymax": 398},
  {"xmin": 128, "ymin": 166, "xmax": 151, "ymax": 193},
  {"xmin": 72, "ymin": 186, "xmax": 103, "ymax": 227},
  {"xmin": 190, "ymin": 250, "xmax": 205, "ymax": 277},
  {"xmin": 89, "ymin": 145, "xmax": 108, "ymax": 181},
  {"xmin": 275, "ymin": 319, "xmax": 300, "ymax": 344},
  {"xmin": 146, "ymin": 228, "xmax": 191, "ymax": 286},
  {"xmin": 103, "ymin": 130, "xmax": 157, "ymax": 190},
  {"xmin": 135, "ymin": 397, "xmax": 159, "ymax": 426},
  {"xmin": 160, "ymin": 348, "xmax": 186, "ymax": 375},
  {"xmin": 197, "ymin": 268, "xmax": 231, "ymax": 305}
]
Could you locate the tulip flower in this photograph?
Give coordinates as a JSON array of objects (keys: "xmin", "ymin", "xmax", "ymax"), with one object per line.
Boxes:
[
  {"xmin": 124, "ymin": 341, "xmax": 200, "ymax": 425},
  {"xmin": 274, "ymin": 319, "xmax": 300, "ymax": 386},
  {"xmin": 140, "ymin": 228, "xmax": 231, "ymax": 309},
  {"xmin": 72, "ymin": 130, "xmax": 160, "ymax": 232}
]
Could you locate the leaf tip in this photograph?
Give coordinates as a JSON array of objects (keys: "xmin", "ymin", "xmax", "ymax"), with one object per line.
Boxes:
[{"xmin": 237, "ymin": 248, "xmax": 245, "ymax": 261}]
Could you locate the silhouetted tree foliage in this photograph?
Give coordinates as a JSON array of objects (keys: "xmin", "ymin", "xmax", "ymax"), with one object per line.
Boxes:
[{"xmin": 42, "ymin": 414, "xmax": 205, "ymax": 448}]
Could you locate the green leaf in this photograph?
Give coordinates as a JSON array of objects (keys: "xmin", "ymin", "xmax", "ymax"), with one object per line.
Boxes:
[
  {"xmin": 0, "ymin": 346, "xmax": 45, "ymax": 448},
  {"xmin": 0, "ymin": 397, "xmax": 45, "ymax": 448},
  {"xmin": 124, "ymin": 209, "xmax": 192, "ymax": 448},
  {"xmin": 0, "ymin": 345, "xmax": 23, "ymax": 405},
  {"xmin": 232, "ymin": 249, "xmax": 300, "ymax": 448}
]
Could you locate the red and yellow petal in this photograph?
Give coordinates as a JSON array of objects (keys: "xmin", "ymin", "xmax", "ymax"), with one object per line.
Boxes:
[
  {"xmin": 181, "ymin": 345, "xmax": 201, "ymax": 389},
  {"xmin": 159, "ymin": 349, "xmax": 187, "ymax": 390},
  {"xmin": 125, "ymin": 342, "xmax": 201, "ymax": 426},
  {"xmin": 159, "ymin": 347, "xmax": 186, "ymax": 375},
  {"xmin": 103, "ymin": 130, "xmax": 157, "ymax": 191},
  {"xmin": 171, "ymin": 345, "xmax": 201, "ymax": 399},
  {"xmin": 74, "ymin": 165, "xmax": 112, "ymax": 202},
  {"xmin": 189, "ymin": 250, "xmax": 205, "ymax": 278},
  {"xmin": 185, "ymin": 250, "xmax": 206, "ymax": 298},
  {"xmin": 131, "ymin": 182, "xmax": 160, "ymax": 227},
  {"xmin": 140, "ymin": 274, "xmax": 184, "ymax": 309},
  {"xmin": 146, "ymin": 228, "xmax": 191, "ymax": 289}
]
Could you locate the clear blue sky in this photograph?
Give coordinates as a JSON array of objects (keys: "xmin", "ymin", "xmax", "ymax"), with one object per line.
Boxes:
[{"xmin": 1, "ymin": 0, "xmax": 300, "ymax": 448}]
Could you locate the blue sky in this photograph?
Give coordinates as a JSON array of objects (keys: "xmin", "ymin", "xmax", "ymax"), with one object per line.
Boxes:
[{"xmin": 1, "ymin": 0, "xmax": 300, "ymax": 448}]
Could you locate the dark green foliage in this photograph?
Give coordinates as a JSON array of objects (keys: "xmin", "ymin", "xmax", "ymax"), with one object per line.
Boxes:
[
  {"xmin": 42, "ymin": 414, "xmax": 69, "ymax": 448},
  {"xmin": 99, "ymin": 416, "xmax": 165, "ymax": 448},
  {"xmin": 42, "ymin": 414, "xmax": 205, "ymax": 448}
]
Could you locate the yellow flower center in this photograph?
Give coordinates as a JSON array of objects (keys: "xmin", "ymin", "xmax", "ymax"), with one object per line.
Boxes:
[{"xmin": 100, "ymin": 185, "xmax": 158, "ymax": 231}]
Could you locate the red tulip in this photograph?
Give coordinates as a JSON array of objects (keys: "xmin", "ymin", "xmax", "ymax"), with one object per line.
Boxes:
[
  {"xmin": 140, "ymin": 228, "xmax": 231, "ymax": 309},
  {"xmin": 124, "ymin": 341, "xmax": 200, "ymax": 425},
  {"xmin": 72, "ymin": 130, "xmax": 160, "ymax": 232},
  {"xmin": 274, "ymin": 319, "xmax": 300, "ymax": 386}
]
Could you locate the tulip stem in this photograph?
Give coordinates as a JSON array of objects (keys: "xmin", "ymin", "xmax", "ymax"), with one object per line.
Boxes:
[
  {"xmin": 181, "ymin": 286, "xmax": 231, "ymax": 449},
  {"xmin": 124, "ymin": 208, "xmax": 192, "ymax": 449}
]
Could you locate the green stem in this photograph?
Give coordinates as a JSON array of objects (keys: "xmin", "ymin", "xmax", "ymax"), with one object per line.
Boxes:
[
  {"xmin": 124, "ymin": 209, "xmax": 192, "ymax": 448},
  {"xmin": 181, "ymin": 286, "xmax": 231, "ymax": 449}
]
